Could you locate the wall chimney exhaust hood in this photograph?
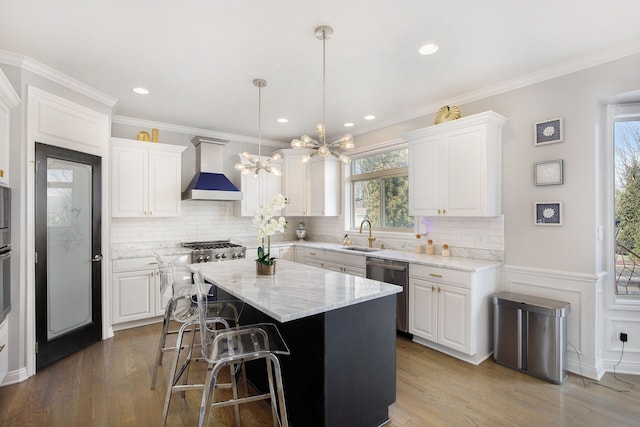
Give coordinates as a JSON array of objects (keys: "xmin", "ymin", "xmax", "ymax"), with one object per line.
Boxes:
[{"xmin": 182, "ymin": 136, "xmax": 243, "ymax": 201}]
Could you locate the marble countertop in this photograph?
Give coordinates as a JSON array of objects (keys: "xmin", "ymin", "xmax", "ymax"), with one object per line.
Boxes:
[
  {"xmin": 192, "ymin": 258, "xmax": 402, "ymax": 323},
  {"xmin": 274, "ymin": 241, "xmax": 502, "ymax": 272},
  {"xmin": 112, "ymin": 240, "xmax": 502, "ymax": 272}
]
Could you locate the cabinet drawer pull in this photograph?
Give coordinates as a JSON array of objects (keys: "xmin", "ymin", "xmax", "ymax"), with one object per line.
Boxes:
[
  {"xmin": 308, "ymin": 252, "xmax": 316, "ymax": 256},
  {"xmin": 429, "ymin": 273, "xmax": 443, "ymax": 278},
  {"xmin": 0, "ymin": 344, "xmax": 5, "ymax": 352}
]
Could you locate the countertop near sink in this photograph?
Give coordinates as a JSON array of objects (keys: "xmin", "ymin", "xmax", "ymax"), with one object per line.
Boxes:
[{"xmin": 275, "ymin": 241, "xmax": 502, "ymax": 273}]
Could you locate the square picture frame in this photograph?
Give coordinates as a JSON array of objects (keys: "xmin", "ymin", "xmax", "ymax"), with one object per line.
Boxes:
[
  {"xmin": 534, "ymin": 201, "xmax": 563, "ymax": 226},
  {"xmin": 534, "ymin": 159, "xmax": 564, "ymax": 186},
  {"xmin": 534, "ymin": 118, "xmax": 563, "ymax": 145}
]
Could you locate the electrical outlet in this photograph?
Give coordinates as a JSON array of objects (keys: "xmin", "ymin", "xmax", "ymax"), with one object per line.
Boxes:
[{"xmin": 619, "ymin": 332, "xmax": 628, "ymax": 342}]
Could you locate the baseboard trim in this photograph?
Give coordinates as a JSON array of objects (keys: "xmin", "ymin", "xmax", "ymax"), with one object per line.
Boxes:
[{"xmin": 1, "ymin": 367, "xmax": 29, "ymax": 386}]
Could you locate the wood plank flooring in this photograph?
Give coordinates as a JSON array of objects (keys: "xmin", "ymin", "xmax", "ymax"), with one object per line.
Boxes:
[{"xmin": 0, "ymin": 323, "xmax": 639, "ymax": 426}]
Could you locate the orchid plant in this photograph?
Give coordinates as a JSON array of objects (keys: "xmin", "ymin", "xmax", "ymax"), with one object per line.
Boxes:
[{"xmin": 253, "ymin": 193, "xmax": 288, "ymax": 266}]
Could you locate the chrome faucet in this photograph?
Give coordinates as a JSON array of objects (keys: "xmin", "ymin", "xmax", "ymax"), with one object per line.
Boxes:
[{"xmin": 359, "ymin": 219, "xmax": 377, "ymax": 248}]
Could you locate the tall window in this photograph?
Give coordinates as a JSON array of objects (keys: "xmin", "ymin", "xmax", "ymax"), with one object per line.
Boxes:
[
  {"xmin": 614, "ymin": 109, "xmax": 640, "ymax": 298},
  {"xmin": 351, "ymin": 148, "xmax": 414, "ymax": 231}
]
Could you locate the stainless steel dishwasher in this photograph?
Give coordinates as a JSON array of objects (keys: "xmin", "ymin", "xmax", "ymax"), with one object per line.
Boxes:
[{"xmin": 366, "ymin": 257, "xmax": 410, "ymax": 334}]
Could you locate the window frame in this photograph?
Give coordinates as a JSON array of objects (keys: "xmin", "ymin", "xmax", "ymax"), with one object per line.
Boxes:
[
  {"xmin": 347, "ymin": 142, "xmax": 414, "ymax": 234},
  {"xmin": 607, "ymin": 102, "xmax": 640, "ymax": 309}
]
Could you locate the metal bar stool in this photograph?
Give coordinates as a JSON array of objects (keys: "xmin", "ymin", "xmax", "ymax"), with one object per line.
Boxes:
[
  {"xmin": 161, "ymin": 266, "xmax": 245, "ymax": 426},
  {"xmin": 150, "ymin": 253, "xmax": 195, "ymax": 390},
  {"xmin": 193, "ymin": 271, "xmax": 290, "ymax": 427}
]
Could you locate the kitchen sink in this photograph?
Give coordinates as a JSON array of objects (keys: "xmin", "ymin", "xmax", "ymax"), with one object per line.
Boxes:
[{"xmin": 341, "ymin": 246, "xmax": 381, "ymax": 253}]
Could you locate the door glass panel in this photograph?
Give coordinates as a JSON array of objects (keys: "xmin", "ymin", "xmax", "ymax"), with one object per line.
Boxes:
[{"xmin": 46, "ymin": 158, "xmax": 93, "ymax": 339}]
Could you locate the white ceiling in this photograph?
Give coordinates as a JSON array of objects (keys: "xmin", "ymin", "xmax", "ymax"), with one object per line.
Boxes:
[{"xmin": 1, "ymin": 0, "xmax": 640, "ymax": 143}]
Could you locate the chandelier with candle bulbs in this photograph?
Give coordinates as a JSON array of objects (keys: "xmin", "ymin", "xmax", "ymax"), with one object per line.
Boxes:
[
  {"xmin": 236, "ymin": 78, "xmax": 281, "ymax": 177},
  {"xmin": 291, "ymin": 25, "xmax": 354, "ymax": 164}
]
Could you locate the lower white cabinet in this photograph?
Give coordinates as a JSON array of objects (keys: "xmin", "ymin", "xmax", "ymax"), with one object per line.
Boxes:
[
  {"xmin": 325, "ymin": 251, "xmax": 366, "ymax": 277},
  {"xmin": 409, "ymin": 263, "xmax": 497, "ymax": 365},
  {"xmin": 0, "ymin": 318, "xmax": 8, "ymax": 384},
  {"xmin": 303, "ymin": 248, "xmax": 325, "ymax": 268},
  {"xmin": 277, "ymin": 246, "xmax": 295, "ymax": 262},
  {"xmin": 300, "ymin": 247, "xmax": 366, "ymax": 277},
  {"xmin": 112, "ymin": 257, "xmax": 168, "ymax": 328}
]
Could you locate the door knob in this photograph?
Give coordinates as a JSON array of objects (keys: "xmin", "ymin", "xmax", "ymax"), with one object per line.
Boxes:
[{"xmin": 92, "ymin": 255, "xmax": 103, "ymax": 262}]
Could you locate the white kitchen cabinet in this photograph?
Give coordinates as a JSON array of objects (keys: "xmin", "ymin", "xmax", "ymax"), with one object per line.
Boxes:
[
  {"xmin": 303, "ymin": 247, "xmax": 325, "ymax": 268},
  {"xmin": 409, "ymin": 263, "xmax": 497, "ymax": 365},
  {"xmin": 325, "ymin": 250, "xmax": 366, "ymax": 277},
  {"xmin": 281, "ymin": 150, "xmax": 309, "ymax": 216},
  {"xmin": 0, "ymin": 318, "xmax": 8, "ymax": 384},
  {"xmin": 234, "ymin": 155, "xmax": 282, "ymax": 217},
  {"xmin": 307, "ymin": 156, "xmax": 340, "ymax": 216},
  {"xmin": 277, "ymin": 246, "xmax": 295, "ymax": 261},
  {"xmin": 112, "ymin": 257, "xmax": 167, "ymax": 329},
  {"xmin": 111, "ymin": 138, "xmax": 186, "ymax": 218},
  {"xmin": 280, "ymin": 149, "xmax": 341, "ymax": 216},
  {"xmin": 407, "ymin": 111, "xmax": 507, "ymax": 217},
  {"xmin": 0, "ymin": 69, "xmax": 20, "ymax": 186}
]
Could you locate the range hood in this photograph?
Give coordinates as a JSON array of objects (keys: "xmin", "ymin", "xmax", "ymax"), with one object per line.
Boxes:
[{"xmin": 182, "ymin": 136, "xmax": 243, "ymax": 201}]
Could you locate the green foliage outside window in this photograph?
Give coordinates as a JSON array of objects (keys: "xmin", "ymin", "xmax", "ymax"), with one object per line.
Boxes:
[{"xmin": 352, "ymin": 148, "xmax": 414, "ymax": 230}]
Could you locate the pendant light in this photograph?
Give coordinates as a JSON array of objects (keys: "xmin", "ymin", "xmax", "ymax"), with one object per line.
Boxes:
[
  {"xmin": 235, "ymin": 79, "xmax": 281, "ymax": 177},
  {"xmin": 291, "ymin": 25, "xmax": 354, "ymax": 164}
]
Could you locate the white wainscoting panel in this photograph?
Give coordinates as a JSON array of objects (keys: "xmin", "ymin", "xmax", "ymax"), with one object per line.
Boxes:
[
  {"xmin": 27, "ymin": 86, "xmax": 109, "ymax": 157},
  {"xmin": 501, "ymin": 265, "xmax": 603, "ymax": 379}
]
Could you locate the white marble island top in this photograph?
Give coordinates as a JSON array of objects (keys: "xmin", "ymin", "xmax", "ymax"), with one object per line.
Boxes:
[{"xmin": 191, "ymin": 258, "xmax": 402, "ymax": 323}]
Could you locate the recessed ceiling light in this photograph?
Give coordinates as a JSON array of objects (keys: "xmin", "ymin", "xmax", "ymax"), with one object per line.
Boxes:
[
  {"xmin": 418, "ymin": 43, "xmax": 439, "ymax": 55},
  {"xmin": 277, "ymin": 118, "xmax": 288, "ymax": 123},
  {"xmin": 133, "ymin": 87, "xmax": 149, "ymax": 95},
  {"xmin": 344, "ymin": 122, "xmax": 354, "ymax": 127},
  {"xmin": 364, "ymin": 115, "xmax": 376, "ymax": 121}
]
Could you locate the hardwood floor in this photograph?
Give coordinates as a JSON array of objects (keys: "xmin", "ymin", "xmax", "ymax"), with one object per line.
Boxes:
[{"xmin": 0, "ymin": 323, "xmax": 638, "ymax": 426}]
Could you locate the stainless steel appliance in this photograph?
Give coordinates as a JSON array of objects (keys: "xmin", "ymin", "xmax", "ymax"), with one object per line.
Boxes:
[
  {"xmin": 0, "ymin": 185, "xmax": 10, "ymax": 325},
  {"xmin": 366, "ymin": 257, "xmax": 410, "ymax": 334},
  {"xmin": 182, "ymin": 239, "xmax": 246, "ymax": 263},
  {"xmin": 493, "ymin": 291, "xmax": 570, "ymax": 384}
]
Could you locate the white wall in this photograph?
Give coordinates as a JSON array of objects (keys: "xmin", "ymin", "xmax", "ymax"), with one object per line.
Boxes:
[{"xmin": 349, "ymin": 53, "xmax": 640, "ymax": 377}]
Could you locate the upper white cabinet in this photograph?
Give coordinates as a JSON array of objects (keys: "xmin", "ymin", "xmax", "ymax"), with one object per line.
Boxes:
[
  {"xmin": 407, "ymin": 111, "xmax": 507, "ymax": 217},
  {"xmin": 234, "ymin": 155, "xmax": 282, "ymax": 217},
  {"xmin": 308, "ymin": 156, "xmax": 341, "ymax": 216},
  {"xmin": 111, "ymin": 138, "xmax": 186, "ymax": 218},
  {"xmin": 0, "ymin": 69, "xmax": 21, "ymax": 186},
  {"xmin": 280, "ymin": 149, "xmax": 341, "ymax": 217}
]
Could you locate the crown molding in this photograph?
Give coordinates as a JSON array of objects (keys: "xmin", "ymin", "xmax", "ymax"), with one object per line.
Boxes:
[
  {"xmin": 0, "ymin": 67, "xmax": 20, "ymax": 109},
  {"xmin": 354, "ymin": 40, "xmax": 640, "ymax": 137},
  {"xmin": 112, "ymin": 115, "xmax": 289, "ymax": 149},
  {"xmin": 0, "ymin": 50, "xmax": 118, "ymax": 107}
]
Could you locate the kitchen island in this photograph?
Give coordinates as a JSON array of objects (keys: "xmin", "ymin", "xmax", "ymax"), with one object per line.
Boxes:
[{"xmin": 192, "ymin": 258, "xmax": 402, "ymax": 427}]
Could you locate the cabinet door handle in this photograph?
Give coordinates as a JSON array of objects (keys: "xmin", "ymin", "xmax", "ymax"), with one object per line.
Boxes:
[
  {"xmin": 437, "ymin": 209, "xmax": 441, "ymax": 215},
  {"xmin": 438, "ymin": 287, "xmax": 442, "ymax": 293},
  {"xmin": 429, "ymin": 273, "xmax": 443, "ymax": 278},
  {"xmin": 0, "ymin": 344, "xmax": 5, "ymax": 352},
  {"xmin": 442, "ymin": 208, "xmax": 446, "ymax": 215},
  {"xmin": 431, "ymin": 285, "xmax": 435, "ymax": 292}
]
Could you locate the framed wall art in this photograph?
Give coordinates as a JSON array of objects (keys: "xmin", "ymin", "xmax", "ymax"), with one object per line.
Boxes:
[
  {"xmin": 534, "ymin": 201, "xmax": 563, "ymax": 225},
  {"xmin": 534, "ymin": 118, "xmax": 563, "ymax": 145},
  {"xmin": 534, "ymin": 159, "xmax": 564, "ymax": 186}
]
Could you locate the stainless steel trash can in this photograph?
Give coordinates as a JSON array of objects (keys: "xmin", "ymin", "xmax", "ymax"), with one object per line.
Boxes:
[{"xmin": 493, "ymin": 291, "xmax": 570, "ymax": 384}]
